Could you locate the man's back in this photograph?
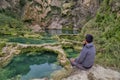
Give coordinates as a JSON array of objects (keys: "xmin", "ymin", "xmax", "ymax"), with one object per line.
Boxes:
[{"xmin": 80, "ymin": 42, "xmax": 96, "ymax": 68}]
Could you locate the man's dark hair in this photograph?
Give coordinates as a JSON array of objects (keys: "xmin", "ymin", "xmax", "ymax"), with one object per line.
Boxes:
[{"xmin": 85, "ymin": 34, "xmax": 93, "ymax": 43}]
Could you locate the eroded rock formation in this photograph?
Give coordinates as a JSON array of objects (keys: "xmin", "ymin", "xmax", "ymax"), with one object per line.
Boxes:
[{"xmin": 0, "ymin": 0, "xmax": 101, "ymax": 30}]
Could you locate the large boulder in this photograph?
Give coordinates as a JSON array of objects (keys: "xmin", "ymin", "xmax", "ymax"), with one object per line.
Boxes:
[{"xmin": 63, "ymin": 65, "xmax": 120, "ymax": 80}]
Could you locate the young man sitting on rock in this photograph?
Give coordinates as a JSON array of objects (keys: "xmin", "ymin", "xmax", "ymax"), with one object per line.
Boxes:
[{"xmin": 70, "ymin": 34, "xmax": 96, "ymax": 70}]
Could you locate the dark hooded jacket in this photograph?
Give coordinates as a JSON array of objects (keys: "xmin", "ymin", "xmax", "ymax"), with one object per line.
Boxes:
[{"xmin": 75, "ymin": 42, "xmax": 96, "ymax": 67}]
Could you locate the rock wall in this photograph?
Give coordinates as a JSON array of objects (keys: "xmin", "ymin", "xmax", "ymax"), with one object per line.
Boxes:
[{"xmin": 0, "ymin": 0, "xmax": 101, "ymax": 31}]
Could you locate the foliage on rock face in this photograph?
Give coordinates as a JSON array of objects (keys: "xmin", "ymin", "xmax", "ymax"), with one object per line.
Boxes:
[
  {"xmin": 0, "ymin": 0, "xmax": 25, "ymax": 19},
  {"xmin": 0, "ymin": 42, "xmax": 6, "ymax": 56},
  {"xmin": 0, "ymin": 13, "xmax": 29, "ymax": 36},
  {"xmin": 0, "ymin": 13, "xmax": 41, "ymax": 38},
  {"xmin": 0, "ymin": 68, "xmax": 11, "ymax": 80},
  {"xmin": 82, "ymin": 0, "xmax": 120, "ymax": 69}
]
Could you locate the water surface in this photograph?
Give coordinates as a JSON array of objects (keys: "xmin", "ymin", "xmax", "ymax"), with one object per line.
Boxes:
[
  {"xmin": 0, "ymin": 29, "xmax": 80, "ymax": 79},
  {"xmin": 4, "ymin": 52, "xmax": 61, "ymax": 80},
  {"xmin": 0, "ymin": 29, "xmax": 79, "ymax": 44}
]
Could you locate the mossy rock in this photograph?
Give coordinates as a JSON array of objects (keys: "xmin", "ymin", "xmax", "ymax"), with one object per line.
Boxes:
[
  {"xmin": 62, "ymin": 3, "xmax": 73, "ymax": 9},
  {"xmin": 62, "ymin": 42, "xmax": 73, "ymax": 49},
  {"xmin": 51, "ymin": 68, "xmax": 72, "ymax": 80},
  {"xmin": 62, "ymin": 24, "xmax": 73, "ymax": 31},
  {"xmin": 0, "ymin": 42, "xmax": 6, "ymax": 57}
]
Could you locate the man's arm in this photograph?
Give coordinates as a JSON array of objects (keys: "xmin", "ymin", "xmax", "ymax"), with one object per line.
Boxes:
[{"xmin": 75, "ymin": 48, "xmax": 88, "ymax": 64}]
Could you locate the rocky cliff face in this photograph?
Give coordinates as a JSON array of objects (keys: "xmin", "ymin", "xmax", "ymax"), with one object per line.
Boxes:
[{"xmin": 0, "ymin": 0, "xmax": 100, "ymax": 30}]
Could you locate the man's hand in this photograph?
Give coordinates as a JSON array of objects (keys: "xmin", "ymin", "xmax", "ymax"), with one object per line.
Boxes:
[
  {"xmin": 70, "ymin": 58, "xmax": 75, "ymax": 63},
  {"xmin": 82, "ymin": 40, "xmax": 87, "ymax": 46}
]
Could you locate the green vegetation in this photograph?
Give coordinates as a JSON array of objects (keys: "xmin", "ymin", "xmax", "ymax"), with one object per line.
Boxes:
[
  {"xmin": 0, "ymin": 13, "xmax": 28, "ymax": 36},
  {"xmin": 0, "ymin": 8, "xmax": 19, "ymax": 19},
  {"xmin": 64, "ymin": 48, "xmax": 79, "ymax": 58},
  {"xmin": 62, "ymin": 24, "xmax": 73, "ymax": 31},
  {"xmin": 0, "ymin": 42, "xmax": 6, "ymax": 56},
  {"xmin": 82, "ymin": 0, "xmax": 120, "ymax": 70},
  {"xmin": 0, "ymin": 68, "xmax": 11, "ymax": 80},
  {"xmin": 50, "ymin": 6, "xmax": 61, "ymax": 15},
  {"xmin": 0, "ymin": 13, "xmax": 42, "ymax": 44},
  {"xmin": 19, "ymin": 0, "xmax": 26, "ymax": 7},
  {"xmin": 58, "ymin": 34, "xmax": 81, "ymax": 41}
]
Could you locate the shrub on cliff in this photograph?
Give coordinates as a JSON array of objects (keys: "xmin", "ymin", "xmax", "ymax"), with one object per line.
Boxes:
[{"xmin": 0, "ymin": 13, "xmax": 28, "ymax": 36}]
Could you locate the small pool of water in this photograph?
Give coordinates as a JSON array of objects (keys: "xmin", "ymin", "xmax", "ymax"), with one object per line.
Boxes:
[
  {"xmin": 4, "ymin": 52, "xmax": 61, "ymax": 80},
  {"xmin": 21, "ymin": 63, "xmax": 59, "ymax": 80}
]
